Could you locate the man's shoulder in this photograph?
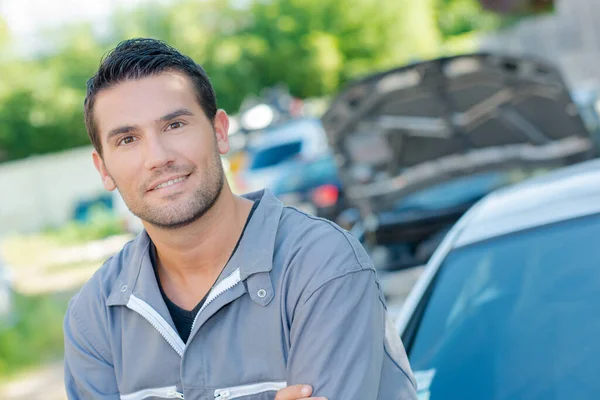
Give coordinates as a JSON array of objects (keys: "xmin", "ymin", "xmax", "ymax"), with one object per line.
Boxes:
[
  {"xmin": 277, "ymin": 206, "xmax": 375, "ymax": 285},
  {"xmin": 66, "ymin": 237, "xmax": 137, "ymax": 317}
]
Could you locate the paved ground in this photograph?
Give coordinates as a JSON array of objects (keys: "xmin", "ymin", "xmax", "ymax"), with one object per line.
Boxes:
[
  {"xmin": 0, "ymin": 267, "xmax": 424, "ymax": 399},
  {"xmin": 8, "ymin": 235, "xmax": 132, "ymax": 296},
  {"xmin": 0, "ymin": 361, "xmax": 65, "ymax": 400}
]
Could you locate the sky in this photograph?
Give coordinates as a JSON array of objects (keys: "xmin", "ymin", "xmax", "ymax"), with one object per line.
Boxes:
[
  {"xmin": 1, "ymin": 0, "xmax": 152, "ymax": 37},
  {"xmin": 0, "ymin": 0, "xmax": 176, "ymax": 55}
]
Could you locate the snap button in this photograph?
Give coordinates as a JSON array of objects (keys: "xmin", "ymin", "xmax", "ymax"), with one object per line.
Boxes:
[
  {"xmin": 120, "ymin": 285, "xmax": 128, "ymax": 292},
  {"xmin": 257, "ymin": 289, "xmax": 267, "ymax": 298}
]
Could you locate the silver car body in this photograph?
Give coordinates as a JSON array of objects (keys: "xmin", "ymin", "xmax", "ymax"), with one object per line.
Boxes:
[{"xmin": 396, "ymin": 157, "xmax": 600, "ymax": 334}]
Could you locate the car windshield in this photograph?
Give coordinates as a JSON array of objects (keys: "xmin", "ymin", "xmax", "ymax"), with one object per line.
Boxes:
[
  {"xmin": 248, "ymin": 141, "xmax": 303, "ymax": 170},
  {"xmin": 407, "ymin": 213, "xmax": 600, "ymax": 400}
]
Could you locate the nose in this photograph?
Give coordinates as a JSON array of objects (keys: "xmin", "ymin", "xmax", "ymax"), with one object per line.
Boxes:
[{"xmin": 143, "ymin": 134, "xmax": 174, "ymax": 170}]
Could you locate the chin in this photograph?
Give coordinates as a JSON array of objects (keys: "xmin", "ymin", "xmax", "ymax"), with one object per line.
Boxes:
[
  {"xmin": 144, "ymin": 201, "xmax": 208, "ymax": 229},
  {"xmin": 150, "ymin": 212, "xmax": 205, "ymax": 230}
]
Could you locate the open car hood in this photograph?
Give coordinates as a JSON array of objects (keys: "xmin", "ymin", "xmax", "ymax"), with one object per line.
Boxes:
[{"xmin": 321, "ymin": 53, "xmax": 599, "ymax": 214}]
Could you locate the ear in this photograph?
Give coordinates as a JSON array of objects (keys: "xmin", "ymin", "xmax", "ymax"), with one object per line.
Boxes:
[
  {"xmin": 92, "ymin": 151, "xmax": 117, "ymax": 191},
  {"xmin": 213, "ymin": 109, "xmax": 230, "ymax": 155}
]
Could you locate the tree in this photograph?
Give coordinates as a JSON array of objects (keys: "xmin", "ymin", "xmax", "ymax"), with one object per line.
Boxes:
[{"xmin": 0, "ymin": 0, "xmax": 512, "ymax": 162}]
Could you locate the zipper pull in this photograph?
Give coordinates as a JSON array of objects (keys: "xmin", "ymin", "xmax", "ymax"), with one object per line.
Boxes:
[
  {"xmin": 214, "ymin": 389, "xmax": 230, "ymax": 399},
  {"xmin": 167, "ymin": 390, "xmax": 185, "ymax": 399}
]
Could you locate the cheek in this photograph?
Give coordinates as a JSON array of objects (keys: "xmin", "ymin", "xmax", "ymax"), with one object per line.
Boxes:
[
  {"xmin": 106, "ymin": 155, "xmax": 144, "ymax": 191},
  {"xmin": 174, "ymin": 132, "xmax": 217, "ymax": 164}
]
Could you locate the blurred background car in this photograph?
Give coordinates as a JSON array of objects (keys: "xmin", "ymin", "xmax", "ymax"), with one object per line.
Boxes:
[
  {"xmin": 235, "ymin": 117, "xmax": 332, "ymax": 191},
  {"xmin": 395, "ymin": 157, "xmax": 600, "ymax": 400},
  {"xmin": 271, "ymin": 154, "xmax": 345, "ymax": 219},
  {"xmin": 321, "ymin": 52, "xmax": 600, "ymax": 272}
]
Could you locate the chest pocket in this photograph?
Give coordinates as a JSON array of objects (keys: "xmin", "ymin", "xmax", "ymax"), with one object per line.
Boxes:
[
  {"xmin": 120, "ymin": 385, "xmax": 184, "ymax": 399},
  {"xmin": 214, "ymin": 381, "xmax": 287, "ymax": 399}
]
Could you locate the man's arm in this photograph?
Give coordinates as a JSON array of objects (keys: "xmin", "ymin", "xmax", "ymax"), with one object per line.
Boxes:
[
  {"xmin": 63, "ymin": 305, "xmax": 120, "ymax": 399},
  {"xmin": 286, "ymin": 268, "xmax": 416, "ymax": 399},
  {"xmin": 64, "ymin": 304, "xmax": 324, "ymax": 400}
]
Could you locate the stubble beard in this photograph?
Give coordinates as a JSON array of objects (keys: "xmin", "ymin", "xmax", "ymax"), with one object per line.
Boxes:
[{"xmin": 113, "ymin": 148, "xmax": 225, "ymax": 230}]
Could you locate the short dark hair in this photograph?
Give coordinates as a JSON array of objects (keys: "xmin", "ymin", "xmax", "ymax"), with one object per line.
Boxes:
[{"xmin": 84, "ymin": 38, "xmax": 218, "ymax": 154}]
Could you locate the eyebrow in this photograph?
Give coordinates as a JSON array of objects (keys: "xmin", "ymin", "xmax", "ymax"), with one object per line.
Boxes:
[
  {"xmin": 157, "ymin": 108, "xmax": 194, "ymax": 123},
  {"xmin": 107, "ymin": 125, "xmax": 137, "ymax": 142},
  {"xmin": 105, "ymin": 108, "xmax": 195, "ymax": 143}
]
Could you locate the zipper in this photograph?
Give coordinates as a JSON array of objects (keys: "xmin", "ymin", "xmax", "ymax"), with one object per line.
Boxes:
[
  {"xmin": 127, "ymin": 295, "xmax": 186, "ymax": 357},
  {"xmin": 121, "ymin": 385, "xmax": 184, "ymax": 400},
  {"xmin": 214, "ymin": 381, "xmax": 287, "ymax": 399},
  {"xmin": 126, "ymin": 268, "xmax": 241, "ymax": 357},
  {"xmin": 189, "ymin": 268, "xmax": 242, "ymax": 336}
]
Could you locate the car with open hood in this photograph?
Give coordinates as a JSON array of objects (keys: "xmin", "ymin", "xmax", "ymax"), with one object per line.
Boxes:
[{"xmin": 321, "ymin": 53, "xmax": 599, "ymax": 271}]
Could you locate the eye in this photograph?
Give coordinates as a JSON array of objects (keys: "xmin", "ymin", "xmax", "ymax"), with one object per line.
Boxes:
[
  {"xmin": 167, "ymin": 121, "xmax": 185, "ymax": 131},
  {"xmin": 118, "ymin": 136, "xmax": 136, "ymax": 146}
]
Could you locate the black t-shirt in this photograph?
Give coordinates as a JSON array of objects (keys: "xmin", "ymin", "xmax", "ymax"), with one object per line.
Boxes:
[{"xmin": 150, "ymin": 200, "xmax": 259, "ymax": 343}]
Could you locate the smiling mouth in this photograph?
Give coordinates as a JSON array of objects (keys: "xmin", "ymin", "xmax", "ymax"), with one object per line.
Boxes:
[{"xmin": 152, "ymin": 174, "xmax": 190, "ymax": 191}]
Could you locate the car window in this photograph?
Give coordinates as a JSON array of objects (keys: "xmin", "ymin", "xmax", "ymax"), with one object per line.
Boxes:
[
  {"xmin": 407, "ymin": 213, "xmax": 600, "ymax": 400},
  {"xmin": 248, "ymin": 141, "xmax": 303, "ymax": 170}
]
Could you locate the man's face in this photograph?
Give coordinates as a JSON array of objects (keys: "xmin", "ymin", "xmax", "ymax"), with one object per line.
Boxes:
[{"xmin": 92, "ymin": 71, "xmax": 230, "ymax": 229}]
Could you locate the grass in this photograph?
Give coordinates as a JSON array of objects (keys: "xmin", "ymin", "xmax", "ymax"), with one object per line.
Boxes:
[
  {"xmin": 45, "ymin": 260, "xmax": 102, "ymax": 273},
  {"xmin": 1, "ymin": 205, "xmax": 129, "ymax": 272},
  {"xmin": 0, "ymin": 291, "xmax": 72, "ymax": 378},
  {"xmin": 0, "ymin": 206, "xmax": 127, "ymax": 380},
  {"xmin": 1, "ymin": 235, "xmax": 58, "ymax": 269},
  {"xmin": 41, "ymin": 205, "xmax": 125, "ymax": 246}
]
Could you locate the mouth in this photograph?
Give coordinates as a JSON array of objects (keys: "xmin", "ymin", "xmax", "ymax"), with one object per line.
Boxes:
[{"xmin": 149, "ymin": 174, "xmax": 191, "ymax": 192}]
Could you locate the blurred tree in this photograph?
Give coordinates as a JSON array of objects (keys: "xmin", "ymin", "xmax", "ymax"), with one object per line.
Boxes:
[
  {"xmin": 198, "ymin": 0, "xmax": 445, "ymax": 108},
  {"xmin": 0, "ymin": 0, "xmax": 512, "ymax": 162},
  {"xmin": 0, "ymin": 23, "xmax": 101, "ymax": 162},
  {"xmin": 437, "ymin": 0, "xmax": 503, "ymax": 38}
]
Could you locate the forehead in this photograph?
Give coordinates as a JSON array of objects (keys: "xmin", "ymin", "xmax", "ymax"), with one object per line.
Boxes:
[{"xmin": 94, "ymin": 72, "xmax": 199, "ymax": 137}]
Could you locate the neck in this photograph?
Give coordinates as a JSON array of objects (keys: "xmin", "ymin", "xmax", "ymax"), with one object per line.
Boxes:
[{"xmin": 144, "ymin": 184, "xmax": 254, "ymax": 282}]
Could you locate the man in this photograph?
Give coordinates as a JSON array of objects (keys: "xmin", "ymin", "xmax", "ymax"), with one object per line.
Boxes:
[{"xmin": 64, "ymin": 38, "xmax": 418, "ymax": 400}]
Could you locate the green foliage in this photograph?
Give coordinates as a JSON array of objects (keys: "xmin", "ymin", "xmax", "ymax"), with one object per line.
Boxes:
[
  {"xmin": 0, "ymin": 0, "xmax": 511, "ymax": 163},
  {"xmin": 0, "ymin": 292, "xmax": 70, "ymax": 377},
  {"xmin": 43, "ymin": 204, "xmax": 125, "ymax": 246},
  {"xmin": 0, "ymin": 24, "xmax": 102, "ymax": 162},
  {"xmin": 436, "ymin": 0, "xmax": 503, "ymax": 38}
]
